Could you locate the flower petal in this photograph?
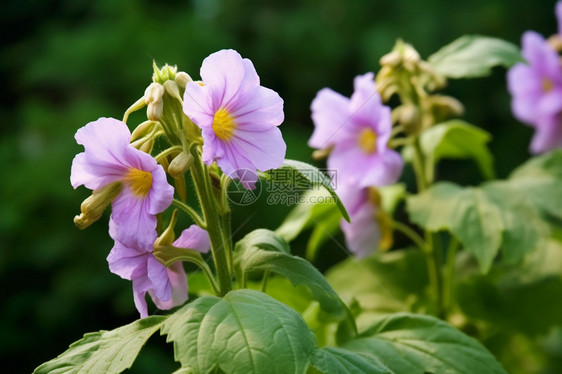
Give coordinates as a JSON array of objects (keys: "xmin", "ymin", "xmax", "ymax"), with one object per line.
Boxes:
[
  {"xmin": 107, "ymin": 241, "xmax": 149, "ymax": 280},
  {"xmin": 111, "ymin": 192, "xmax": 158, "ymax": 248},
  {"xmin": 173, "ymin": 225, "xmax": 211, "ymax": 253},
  {"xmin": 557, "ymin": 1, "xmax": 562, "ymax": 35},
  {"xmin": 341, "ymin": 202, "xmax": 380, "ymax": 258},
  {"xmin": 149, "ymin": 262, "xmax": 188, "ymax": 311},
  {"xmin": 309, "ymin": 88, "xmax": 351, "ymax": 149},
  {"xmin": 132, "ymin": 276, "xmax": 152, "ymax": 318},
  {"xmin": 147, "ymin": 255, "xmax": 171, "ymax": 302}
]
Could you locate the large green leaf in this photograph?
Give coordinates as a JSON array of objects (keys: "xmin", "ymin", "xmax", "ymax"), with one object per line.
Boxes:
[
  {"xmin": 344, "ymin": 313, "xmax": 507, "ymax": 374},
  {"xmin": 34, "ymin": 316, "xmax": 165, "ymax": 374},
  {"xmin": 456, "ymin": 240, "xmax": 562, "ymax": 336},
  {"xmin": 407, "ymin": 181, "xmax": 547, "ymax": 273},
  {"xmin": 509, "ymin": 149, "xmax": 562, "ymax": 220},
  {"xmin": 403, "ymin": 120, "xmax": 494, "ymax": 179},
  {"xmin": 260, "ymin": 159, "xmax": 350, "ymax": 222},
  {"xmin": 309, "ymin": 347, "xmax": 392, "ymax": 374},
  {"xmin": 326, "ymin": 249, "xmax": 431, "ymax": 328},
  {"xmin": 427, "ymin": 35, "xmax": 522, "ymax": 78},
  {"xmin": 162, "ymin": 290, "xmax": 317, "ymax": 374},
  {"xmin": 235, "ymin": 229, "xmax": 348, "ymax": 319}
]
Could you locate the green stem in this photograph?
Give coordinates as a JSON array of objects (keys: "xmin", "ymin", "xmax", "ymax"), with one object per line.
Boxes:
[
  {"xmin": 412, "ymin": 137, "xmax": 428, "ymax": 192},
  {"xmin": 221, "ymin": 211, "xmax": 234, "ymax": 275},
  {"xmin": 154, "ymin": 145, "xmax": 183, "ymax": 162},
  {"xmin": 190, "ymin": 150, "xmax": 232, "ymax": 296},
  {"xmin": 172, "ymin": 199, "xmax": 206, "ymax": 228},
  {"xmin": 443, "ymin": 237, "xmax": 459, "ymax": 315},
  {"xmin": 261, "ymin": 270, "xmax": 270, "ymax": 293},
  {"xmin": 390, "ymin": 219, "xmax": 427, "ymax": 250}
]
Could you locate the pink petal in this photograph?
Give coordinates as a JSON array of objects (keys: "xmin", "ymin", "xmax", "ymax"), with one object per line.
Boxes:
[
  {"xmin": 149, "ymin": 262, "xmax": 188, "ymax": 311},
  {"xmin": 147, "ymin": 255, "xmax": 171, "ymax": 302},
  {"xmin": 173, "ymin": 225, "xmax": 211, "ymax": 253},
  {"xmin": 557, "ymin": 1, "xmax": 562, "ymax": 35},
  {"xmin": 132, "ymin": 276, "xmax": 152, "ymax": 318},
  {"xmin": 341, "ymin": 202, "xmax": 380, "ymax": 258},
  {"xmin": 110, "ymin": 192, "xmax": 158, "ymax": 248},
  {"xmin": 309, "ymin": 88, "xmax": 351, "ymax": 149},
  {"xmin": 147, "ymin": 165, "xmax": 174, "ymax": 215},
  {"xmin": 107, "ymin": 241, "xmax": 150, "ymax": 280},
  {"xmin": 230, "ymin": 85, "xmax": 284, "ymax": 129},
  {"xmin": 183, "ymin": 82, "xmax": 215, "ymax": 129}
]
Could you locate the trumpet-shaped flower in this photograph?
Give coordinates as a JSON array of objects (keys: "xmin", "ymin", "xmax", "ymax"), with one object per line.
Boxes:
[
  {"xmin": 507, "ymin": 14, "xmax": 562, "ymax": 153},
  {"xmin": 107, "ymin": 220, "xmax": 210, "ymax": 318},
  {"xmin": 310, "ymin": 73, "xmax": 403, "ymax": 187},
  {"xmin": 182, "ymin": 49, "xmax": 286, "ymax": 189},
  {"xmin": 70, "ymin": 118, "xmax": 174, "ymax": 244}
]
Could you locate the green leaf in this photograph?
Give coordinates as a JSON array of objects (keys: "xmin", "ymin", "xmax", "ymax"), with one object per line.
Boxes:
[
  {"xmin": 235, "ymin": 228, "xmax": 290, "ymax": 254},
  {"xmin": 456, "ymin": 240, "xmax": 562, "ymax": 336},
  {"xmin": 235, "ymin": 229, "xmax": 348, "ymax": 320},
  {"xmin": 404, "ymin": 120, "xmax": 494, "ymax": 179},
  {"xmin": 261, "ymin": 159, "xmax": 350, "ymax": 222},
  {"xmin": 326, "ymin": 249, "xmax": 431, "ymax": 324},
  {"xmin": 310, "ymin": 347, "xmax": 392, "ymax": 374},
  {"xmin": 428, "ymin": 35, "xmax": 523, "ymax": 78},
  {"xmin": 275, "ymin": 189, "xmax": 340, "ymax": 243},
  {"xmin": 34, "ymin": 316, "xmax": 165, "ymax": 374},
  {"xmin": 407, "ymin": 181, "xmax": 547, "ymax": 273},
  {"xmin": 509, "ymin": 149, "xmax": 562, "ymax": 220},
  {"xmin": 162, "ymin": 290, "xmax": 317, "ymax": 374},
  {"xmin": 378, "ymin": 183, "xmax": 407, "ymax": 215},
  {"xmin": 344, "ymin": 313, "xmax": 507, "ymax": 374},
  {"xmin": 305, "ymin": 205, "xmax": 341, "ymax": 261}
]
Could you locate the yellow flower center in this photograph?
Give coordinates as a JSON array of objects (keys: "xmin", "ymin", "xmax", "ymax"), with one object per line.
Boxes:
[
  {"xmin": 357, "ymin": 128, "xmax": 378, "ymax": 154},
  {"xmin": 125, "ymin": 168, "xmax": 152, "ymax": 198},
  {"xmin": 543, "ymin": 78, "xmax": 554, "ymax": 93},
  {"xmin": 213, "ymin": 108, "xmax": 236, "ymax": 141}
]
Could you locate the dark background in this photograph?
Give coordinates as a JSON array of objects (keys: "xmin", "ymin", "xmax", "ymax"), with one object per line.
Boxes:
[{"xmin": 0, "ymin": 0, "xmax": 558, "ymax": 372}]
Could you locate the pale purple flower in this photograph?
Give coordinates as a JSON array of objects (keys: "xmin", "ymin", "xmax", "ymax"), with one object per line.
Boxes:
[
  {"xmin": 508, "ymin": 31, "xmax": 562, "ymax": 153},
  {"xmin": 182, "ymin": 49, "xmax": 286, "ymax": 189},
  {"xmin": 337, "ymin": 186, "xmax": 381, "ymax": 258},
  {"xmin": 107, "ymin": 220, "xmax": 210, "ymax": 318},
  {"xmin": 310, "ymin": 73, "xmax": 403, "ymax": 187},
  {"xmin": 71, "ymin": 118, "xmax": 174, "ymax": 244}
]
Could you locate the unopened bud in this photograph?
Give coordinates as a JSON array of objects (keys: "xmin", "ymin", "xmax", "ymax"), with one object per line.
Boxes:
[
  {"xmin": 175, "ymin": 72, "xmax": 193, "ymax": 88},
  {"xmin": 147, "ymin": 100, "xmax": 163, "ymax": 121},
  {"xmin": 154, "ymin": 210, "xmax": 178, "ymax": 248},
  {"xmin": 168, "ymin": 151, "xmax": 194, "ymax": 178},
  {"xmin": 380, "ymin": 51, "xmax": 402, "ymax": 68},
  {"xmin": 74, "ymin": 182, "xmax": 122, "ymax": 229},
  {"xmin": 139, "ymin": 137, "xmax": 155, "ymax": 154},
  {"xmin": 144, "ymin": 83, "xmax": 165, "ymax": 105},
  {"xmin": 131, "ymin": 121, "xmax": 158, "ymax": 142},
  {"xmin": 396, "ymin": 105, "xmax": 421, "ymax": 135},
  {"xmin": 163, "ymin": 80, "xmax": 182, "ymax": 102},
  {"xmin": 430, "ymin": 95, "xmax": 465, "ymax": 122},
  {"xmin": 547, "ymin": 35, "xmax": 562, "ymax": 52},
  {"xmin": 152, "ymin": 62, "xmax": 178, "ymax": 84}
]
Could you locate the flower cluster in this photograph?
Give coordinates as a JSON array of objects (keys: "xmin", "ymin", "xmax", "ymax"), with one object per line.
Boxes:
[
  {"xmin": 70, "ymin": 50, "xmax": 287, "ymax": 317},
  {"xmin": 310, "ymin": 73, "xmax": 403, "ymax": 257},
  {"xmin": 507, "ymin": 1, "xmax": 562, "ymax": 154}
]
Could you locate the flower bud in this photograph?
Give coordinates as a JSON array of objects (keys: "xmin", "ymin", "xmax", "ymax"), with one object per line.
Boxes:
[
  {"xmin": 312, "ymin": 144, "xmax": 334, "ymax": 160},
  {"xmin": 175, "ymin": 72, "xmax": 193, "ymax": 88},
  {"xmin": 395, "ymin": 105, "xmax": 421, "ymax": 135},
  {"xmin": 139, "ymin": 137, "xmax": 155, "ymax": 154},
  {"xmin": 429, "ymin": 95, "xmax": 465, "ymax": 123},
  {"xmin": 163, "ymin": 80, "xmax": 183, "ymax": 102},
  {"xmin": 74, "ymin": 182, "xmax": 122, "ymax": 229},
  {"xmin": 144, "ymin": 83, "xmax": 165, "ymax": 105},
  {"xmin": 152, "ymin": 62, "xmax": 178, "ymax": 84},
  {"xmin": 154, "ymin": 210, "xmax": 178, "ymax": 248},
  {"xmin": 147, "ymin": 100, "xmax": 164, "ymax": 121},
  {"xmin": 380, "ymin": 50, "xmax": 402, "ymax": 68},
  {"xmin": 131, "ymin": 120, "xmax": 158, "ymax": 142},
  {"xmin": 168, "ymin": 151, "xmax": 194, "ymax": 178}
]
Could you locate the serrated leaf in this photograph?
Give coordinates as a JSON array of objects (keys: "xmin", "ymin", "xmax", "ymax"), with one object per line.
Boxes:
[
  {"xmin": 407, "ymin": 181, "xmax": 547, "ymax": 273},
  {"xmin": 509, "ymin": 149, "xmax": 562, "ymax": 220},
  {"xmin": 428, "ymin": 35, "xmax": 523, "ymax": 78},
  {"xmin": 261, "ymin": 159, "xmax": 350, "ymax": 222},
  {"xmin": 310, "ymin": 347, "xmax": 392, "ymax": 374},
  {"xmin": 344, "ymin": 313, "xmax": 507, "ymax": 374},
  {"xmin": 403, "ymin": 120, "xmax": 494, "ymax": 179},
  {"xmin": 34, "ymin": 316, "xmax": 165, "ymax": 374},
  {"xmin": 162, "ymin": 290, "xmax": 317, "ymax": 374},
  {"xmin": 235, "ymin": 230, "xmax": 348, "ymax": 319}
]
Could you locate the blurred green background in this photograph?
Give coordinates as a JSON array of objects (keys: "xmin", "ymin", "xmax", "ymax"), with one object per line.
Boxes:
[{"xmin": 0, "ymin": 0, "xmax": 559, "ymax": 372}]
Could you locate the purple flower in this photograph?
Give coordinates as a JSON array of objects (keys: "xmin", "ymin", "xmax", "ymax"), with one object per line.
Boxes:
[
  {"xmin": 71, "ymin": 118, "xmax": 174, "ymax": 244},
  {"xmin": 107, "ymin": 221, "xmax": 210, "ymax": 318},
  {"xmin": 182, "ymin": 49, "xmax": 286, "ymax": 189},
  {"xmin": 310, "ymin": 73, "xmax": 403, "ymax": 187},
  {"xmin": 337, "ymin": 186, "xmax": 381, "ymax": 258},
  {"xmin": 507, "ymin": 17, "xmax": 562, "ymax": 153}
]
